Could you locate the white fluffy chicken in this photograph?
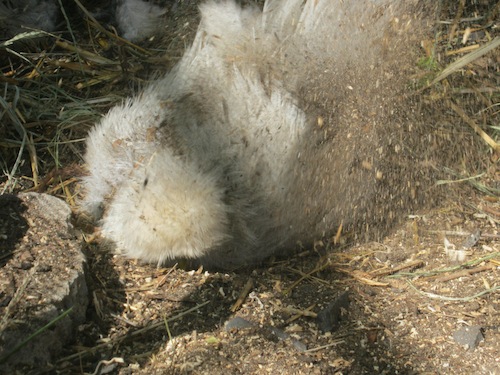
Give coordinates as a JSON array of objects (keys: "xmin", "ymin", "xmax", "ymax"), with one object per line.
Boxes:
[
  {"xmin": 0, "ymin": 0, "xmax": 165, "ymax": 42},
  {"xmin": 0, "ymin": 0, "xmax": 59, "ymax": 37},
  {"xmin": 82, "ymin": 0, "xmax": 429, "ymax": 268}
]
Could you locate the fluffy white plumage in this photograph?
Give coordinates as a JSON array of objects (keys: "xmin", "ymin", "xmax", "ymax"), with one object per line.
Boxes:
[
  {"xmin": 116, "ymin": 0, "xmax": 166, "ymax": 42},
  {"xmin": 82, "ymin": 0, "xmax": 427, "ymax": 268},
  {"xmin": 0, "ymin": 0, "xmax": 58, "ymax": 37},
  {"xmin": 0, "ymin": 0, "xmax": 166, "ymax": 41}
]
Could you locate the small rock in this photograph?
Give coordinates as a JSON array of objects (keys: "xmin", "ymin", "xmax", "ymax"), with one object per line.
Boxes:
[
  {"xmin": 460, "ymin": 229, "xmax": 481, "ymax": 249},
  {"xmin": 453, "ymin": 325, "xmax": 484, "ymax": 350},
  {"xmin": 269, "ymin": 327, "xmax": 307, "ymax": 352},
  {"xmin": 0, "ymin": 193, "xmax": 88, "ymax": 370},
  {"xmin": 317, "ymin": 292, "xmax": 350, "ymax": 332},
  {"xmin": 224, "ymin": 317, "xmax": 254, "ymax": 331}
]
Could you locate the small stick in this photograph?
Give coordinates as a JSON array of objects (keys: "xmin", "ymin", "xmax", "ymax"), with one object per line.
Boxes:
[
  {"xmin": 445, "ymin": 44, "xmax": 479, "ymax": 56},
  {"xmin": 449, "ymin": 101, "xmax": 499, "ymax": 151},
  {"xmin": 55, "ymin": 40, "xmax": 119, "ymax": 65},
  {"xmin": 230, "ymin": 277, "xmax": 254, "ymax": 312},
  {"xmin": 284, "ymin": 304, "xmax": 317, "ymax": 324},
  {"xmin": 407, "ymin": 281, "xmax": 500, "ymax": 301},
  {"xmin": 283, "ymin": 261, "xmax": 331, "ymax": 295},
  {"xmin": 482, "ymin": 205, "xmax": 500, "ymax": 218},
  {"xmin": 371, "ymin": 260, "xmax": 425, "ymax": 277},
  {"xmin": 433, "ymin": 265, "xmax": 494, "ymax": 283},
  {"xmin": 429, "ymin": 37, "xmax": 500, "ymax": 88}
]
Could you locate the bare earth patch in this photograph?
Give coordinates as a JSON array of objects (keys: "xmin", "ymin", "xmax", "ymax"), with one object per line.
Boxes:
[{"xmin": 46, "ymin": 188, "xmax": 497, "ymax": 375}]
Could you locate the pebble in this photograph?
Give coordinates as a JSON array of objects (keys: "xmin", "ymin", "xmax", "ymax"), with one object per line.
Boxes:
[{"xmin": 452, "ymin": 326, "xmax": 484, "ymax": 350}]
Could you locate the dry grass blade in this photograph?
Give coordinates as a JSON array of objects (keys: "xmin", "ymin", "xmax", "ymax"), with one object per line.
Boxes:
[
  {"xmin": 347, "ymin": 270, "xmax": 390, "ymax": 287},
  {"xmin": 436, "ymin": 171, "xmax": 485, "ymax": 186},
  {"xmin": 406, "ymin": 280, "xmax": 500, "ymax": 301},
  {"xmin": 0, "ymin": 88, "xmax": 27, "ymax": 193},
  {"xmin": 304, "ymin": 339, "xmax": 346, "ymax": 353},
  {"xmin": 0, "ymin": 10, "xmax": 164, "ymax": 194},
  {"xmin": 436, "ymin": 168, "xmax": 500, "ymax": 196},
  {"xmin": 370, "ymin": 260, "xmax": 425, "ymax": 277},
  {"xmin": 386, "ymin": 252, "xmax": 500, "ymax": 279},
  {"xmin": 429, "ymin": 36, "xmax": 500, "ymax": 87},
  {"xmin": 433, "ymin": 264, "xmax": 494, "ymax": 282},
  {"xmin": 283, "ymin": 305, "xmax": 318, "ymax": 321},
  {"xmin": 449, "ymin": 100, "xmax": 500, "ymax": 150},
  {"xmin": 55, "ymin": 40, "xmax": 120, "ymax": 66},
  {"xmin": 1, "ymin": 32, "xmax": 45, "ymax": 45}
]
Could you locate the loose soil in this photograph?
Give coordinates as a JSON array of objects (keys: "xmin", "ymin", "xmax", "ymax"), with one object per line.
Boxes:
[{"xmin": 62, "ymin": 192, "xmax": 500, "ymax": 374}]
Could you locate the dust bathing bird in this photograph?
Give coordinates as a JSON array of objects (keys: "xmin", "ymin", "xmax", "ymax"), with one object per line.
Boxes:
[{"xmin": 82, "ymin": 0, "xmax": 434, "ymax": 269}]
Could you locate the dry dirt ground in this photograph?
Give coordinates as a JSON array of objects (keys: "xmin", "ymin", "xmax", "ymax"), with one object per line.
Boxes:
[
  {"xmin": 2, "ymin": 189, "xmax": 500, "ymax": 374},
  {"xmin": 57, "ymin": 191, "xmax": 498, "ymax": 375},
  {"xmin": 0, "ymin": 0, "xmax": 499, "ymax": 374}
]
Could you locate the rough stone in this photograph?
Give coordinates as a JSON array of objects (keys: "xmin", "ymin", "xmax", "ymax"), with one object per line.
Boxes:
[
  {"xmin": 453, "ymin": 325, "xmax": 484, "ymax": 350},
  {"xmin": 0, "ymin": 193, "xmax": 87, "ymax": 370}
]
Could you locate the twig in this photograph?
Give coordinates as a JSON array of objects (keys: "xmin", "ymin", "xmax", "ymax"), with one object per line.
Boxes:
[
  {"xmin": 371, "ymin": 260, "xmax": 425, "ymax": 277},
  {"xmin": 283, "ymin": 261, "xmax": 332, "ymax": 295},
  {"xmin": 231, "ymin": 277, "xmax": 254, "ymax": 312},
  {"xmin": 449, "ymin": 101, "xmax": 499, "ymax": 151},
  {"xmin": 482, "ymin": 205, "xmax": 500, "ymax": 218},
  {"xmin": 433, "ymin": 265, "xmax": 494, "ymax": 282},
  {"xmin": 284, "ymin": 304, "xmax": 317, "ymax": 324},
  {"xmin": 387, "ymin": 252, "xmax": 500, "ymax": 279},
  {"xmin": 406, "ymin": 281, "xmax": 500, "ymax": 301},
  {"xmin": 304, "ymin": 339, "xmax": 345, "ymax": 353},
  {"xmin": 448, "ymin": 0, "xmax": 466, "ymax": 42}
]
